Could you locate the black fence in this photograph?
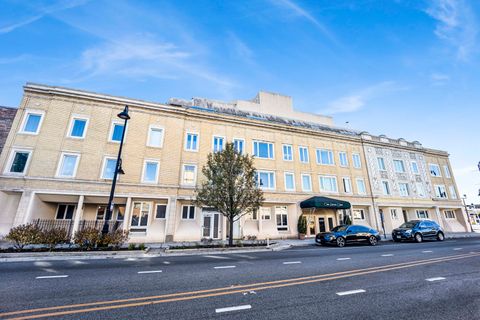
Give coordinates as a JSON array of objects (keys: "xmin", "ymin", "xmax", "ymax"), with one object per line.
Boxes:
[{"xmin": 34, "ymin": 219, "xmax": 124, "ymax": 238}]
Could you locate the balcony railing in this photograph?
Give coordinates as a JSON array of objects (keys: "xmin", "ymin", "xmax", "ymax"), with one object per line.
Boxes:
[{"xmin": 34, "ymin": 219, "xmax": 124, "ymax": 238}]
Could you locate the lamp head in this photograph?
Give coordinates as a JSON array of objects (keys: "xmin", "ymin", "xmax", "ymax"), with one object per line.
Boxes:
[{"xmin": 117, "ymin": 106, "xmax": 130, "ymax": 120}]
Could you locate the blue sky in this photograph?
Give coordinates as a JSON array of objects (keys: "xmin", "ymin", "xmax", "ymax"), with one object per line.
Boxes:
[{"xmin": 1, "ymin": 0, "xmax": 479, "ymax": 202}]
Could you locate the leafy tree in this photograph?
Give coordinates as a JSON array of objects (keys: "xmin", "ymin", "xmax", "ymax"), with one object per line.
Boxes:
[{"xmin": 195, "ymin": 142, "xmax": 264, "ymax": 246}]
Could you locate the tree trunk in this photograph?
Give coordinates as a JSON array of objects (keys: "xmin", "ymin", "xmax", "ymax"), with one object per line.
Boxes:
[{"xmin": 228, "ymin": 217, "xmax": 234, "ymax": 247}]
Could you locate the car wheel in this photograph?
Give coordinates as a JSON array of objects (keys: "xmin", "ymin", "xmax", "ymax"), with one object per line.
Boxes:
[
  {"xmin": 414, "ymin": 233, "xmax": 423, "ymax": 243},
  {"xmin": 336, "ymin": 237, "xmax": 346, "ymax": 247},
  {"xmin": 437, "ymin": 232, "xmax": 445, "ymax": 241},
  {"xmin": 368, "ymin": 236, "xmax": 378, "ymax": 246},
  {"xmin": 392, "ymin": 237, "xmax": 400, "ymax": 242}
]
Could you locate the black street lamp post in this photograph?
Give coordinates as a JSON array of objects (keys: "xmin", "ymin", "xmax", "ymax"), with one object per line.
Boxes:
[
  {"xmin": 102, "ymin": 106, "xmax": 130, "ymax": 235},
  {"xmin": 461, "ymin": 194, "xmax": 474, "ymax": 233}
]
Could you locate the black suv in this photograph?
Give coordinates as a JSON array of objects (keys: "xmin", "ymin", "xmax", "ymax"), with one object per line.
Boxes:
[{"xmin": 392, "ymin": 220, "xmax": 445, "ymax": 243}]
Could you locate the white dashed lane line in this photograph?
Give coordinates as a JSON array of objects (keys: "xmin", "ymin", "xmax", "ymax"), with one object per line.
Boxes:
[
  {"xmin": 381, "ymin": 254, "xmax": 394, "ymax": 257},
  {"xmin": 204, "ymin": 255, "xmax": 231, "ymax": 260},
  {"xmin": 336, "ymin": 258, "xmax": 351, "ymax": 261},
  {"xmin": 215, "ymin": 305, "xmax": 252, "ymax": 313},
  {"xmin": 426, "ymin": 277, "xmax": 446, "ymax": 282},
  {"xmin": 35, "ymin": 275, "xmax": 69, "ymax": 279},
  {"xmin": 137, "ymin": 270, "xmax": 163, "ymax": 274},
  {"xmin": 422, "ymin": 250, "xmax": 433, "ymax": 253},
  {"xmin": 453, "ymin": 248, "xmax": 463, "ymax": 251},
  {"xmin": 336, "ymin": 289, "xmax": 366, "ymax": 296},
  {"xmin": 282, "ymin": 261, "xmax": 302, "ymax": 265},
  {"xmin": 214, "ymin": 265, "xmax": 236, "ymax": 269}
]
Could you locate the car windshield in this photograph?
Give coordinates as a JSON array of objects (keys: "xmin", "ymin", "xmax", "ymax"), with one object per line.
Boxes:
[
  {"xmin": 399, "ymin": 222, "xmax": 417, "ymax": 228},
  {"xmin": 331, "ymin": 225, "xmax": 348, "ymax": 232}
]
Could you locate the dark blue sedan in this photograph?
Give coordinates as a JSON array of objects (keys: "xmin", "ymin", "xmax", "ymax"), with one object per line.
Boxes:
[{"xmin": 315, "ymin": 225, "xmax": 381, "ymax": 247}]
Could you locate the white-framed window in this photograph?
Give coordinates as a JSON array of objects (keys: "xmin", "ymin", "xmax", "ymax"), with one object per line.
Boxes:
[
  {"xmin": 4, "ymin": 148, "xmax": 32, "ymax": 175},
  {"xmin": 282, "ymin": 144, "xmax": 293, "ymax": 161},
  {"xmin": 342, "ymin": 177, "xmax": 352, "ymax": 193},
  {"xmin": 182, "ymin": 164, "xmax": 197, "ymax": 186},
  {"xmin": 394, "ymin": 160, "xmax": 406, "ymax": 173},
  {"xmin": 155, "ymin": 203, "xmax": 168, "ymax": 219},
  {"xmin": 260, "ymin": 207, "xmax": 271, "ymax": 220},
  {"xmin": 382, "ymin": 181, "xmax": 390, "ymax": 195},
  {"xmin": 96, "ymin": 205, "xmax": 107, "ymax": 220},
  {"xmin": 19, "ymin": 110, "xmax": 44, "ymax": 135},
  {"xmin": 131, "ymin": 201, "xmax": 151, "ymax": 227},
  {"xmin": 299, "ymin": 146, "xmax": 309, "ymax": 163},
  {"xmin": 301, "ymin": 174, "xmax": 312, "ymax": 192},
  {"xmin": 416, "ymin": 210, "xmax": 429, "ymax": 219},
  {"xmin": 256, "ymin": 170, "xmax": 275, "ymax": 190},
  {"xmin": 319, "ymin": 175, "xmax": 338, "ymax": 193},
  {"xmin": 253, "ymin": 141, "xmax": 274, "ymax": 159},
  {"xmin": 109, "ymin": 121, "xmax": 126, "ymax": 143},
  {"xmin": 443, "ymin": 165, "xmax": 451, "ymax": 178},
  {"xmin": 444, "ymin": 210, "xmax": 456, "ymax": 219},
  {"xmin": 377, "ymin": 157, "xmax": 386, "ymax": 171},
  {"xmin": 142, "ymin": 160, "xmax": 160, "ymax": 184},
  {"xmin": 67, "ymin": 115, "xmax": 89, "ymax": 139},
  {"xmin": 275, "ymin": 206, "xmax": 288, "ymax": 231},
  {"xmin": 416, "ymin": 182, "xmax": 426, "ymax": 197},
  {"xmin": 356, "ymin": 178, "xmax": 367, "ymax": 195},
  {"xmin": 101, "ymin": 156, "xmax": 117, "ymax": 179},
  {"xmin": 233, "ymin": 138, "xmax": 245, "ymax": 154},
  {"xmin": 449, "ymin": 185, "xmax": 457, "ymax": 199},
  {"xmin": 398, "ymin": 182, "xmax": 410, "ymax": 196},
  {"xmin": 352, "ymin": 153, "xmax": 361, "ymax": 168},
  {"xmin": 284, "ymin": 172, "xmax": 295, "ymax": 191},
  {"xmin": 147, "ymin": 125, "xmax": 164, "ymax": 148},
  {"xmin": 181, "ymin": 205, "xmax": 195, "ymax": 220},
  {"xmin": 212, "ymin": 136, "xmax": 224, "ymax": 153},
  {"xmin": 95, "ymin": 205, "xmax": 125, "ymax": 221},
  {"xmin": 56, "ymin": 152, "xmax": 80, "ymax": 178},
  {"xmin": 316, "ymin": 149, "xmax": 334, "ymax": 165},
  {"xmin": 55, "ymin": 204, "xmax": 76, "ymax": 220},
  {"xmin": 434, "ymin": 185, "xmax": 447, "ymax": 198},
  {"xmin": 185, "ymin": 132, "xmax": 199, "ymax": 151},
  {"xmin": 411, "ymin": 161, "xmax": 419, "ymax": 174},
  {"xmin": 429, "ymin": 164, "xmax": 441, "ymax": 177},
  {"xmin": 353, "ymin": 209, "xmax": 365, "ymax": 220},
  {"xmin": 390, "ymin": 209, "xmax": 399, "ymax": 220},
  {"xmin": 339, "ymin": 152, "xmax": 348, "ymax": 167}
]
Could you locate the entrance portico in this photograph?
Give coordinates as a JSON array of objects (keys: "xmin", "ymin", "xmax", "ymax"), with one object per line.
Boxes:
[{"xmin": 300, "ymin": 196, "xmax": 351, "ymax": 236}]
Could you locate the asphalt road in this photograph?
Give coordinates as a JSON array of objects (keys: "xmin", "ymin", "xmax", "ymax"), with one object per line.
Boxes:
[{"xmin": 0, "ymin": 238, "xmax": 479, "ymax": 320}]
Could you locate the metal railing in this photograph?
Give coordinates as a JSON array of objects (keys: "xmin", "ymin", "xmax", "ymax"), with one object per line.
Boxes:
[{"xmin": 34, "ymin": 219, "xmax": 124, "ymax": 238}]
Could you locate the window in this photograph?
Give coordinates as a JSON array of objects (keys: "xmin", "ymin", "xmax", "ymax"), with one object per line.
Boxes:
[
  {"xmin": 382, "ymin": 181, "xmax": 390, "ymax": 195},
  {"xmin": 233, "ymin": 138, "xmax": 245, "ymax": 154},
  {"xmin": 444, "ymin": 210, "xmax": 456, "ymax": 219},
  {"xmin": 253, "ymin": 141, "xmax": 274, "ymax": 159},
  {"xmin": 416, "ymin": 182, "xmax": 426, "ymax": 197},
  {"xmin": 20, "ymin": 110, "xmax": 44, "ymax": 134},
  {"xmin": 416, "ymin": 210, "xmax": 429, "ymax": 219},
  {"xmin": 449, "ymin": 185, "xmax": 457, "ymax": 199},
  {"xmin": 342, "ymin": 177, "xmax": 352, "ymax": 193},
  {"xmin": 147, "ymin": 126, "xmax": 164, "ymax": 148},
  {"xmin": 56, "ymin": 153, "xmax": 80, "ymax": 178},
  {"xmin": 212, "ymin": 136, "xmax": 224, "ymax": 152},
  {"xmin": 260, "ymin": 207, "xmax": 271, "ymax": 220},
  {"xmin": 434, "ymin": 185, "xmax": 447, "ymax": 198},
  {"xmin": 101, "ymin": 157, "xmax": 117, "ymax": 179},
  {"xmin": 429, "ymin": 164, "xmax": 441, "ymax": 177},
  {"xmin": 56, "ymin": 204, "xmax": 76, "ymax": 220},
  {"xmin": 356, "ymin": 178, "xmax": 366, "ymax": 195},
  {"xmin": 256, "ymin": 171, "xmax": 275, "ymax": 190},
  {"xmin": 275, "ymin": 206, "xmax": 288, "ymax": 231},
  {"xmin": 339, "ymin": 152, "xmax": 348, "ymax": 167},
  {"xmin": 377, "ymin": 157, "xmax": 386, "ymax": 171},
  {"xmin": 301, "ymin": 174, "xmax": 312, "ymax": 192},
  {"xmin": 155, "ymin": 204, "xmax": 167, "ymax": 219},
  {"xmin": 68, "ymin": 116, "xmax": 88, "ymax": 138},
  {"xmin": 316, "ymin": 149, "xmax": 334, "ymax": 165},
  {"xmin": 319, "ymin": 176, "xmax": 338, "ymax": 193},
  {"xmin": 282, "ymin": 144, "xmax": 293, "ymax": 161},
  {"xmin": 299, "ymin": 146, "xmax": 309, "ymax": 163},
  {"xmin": 96, "ymin": 206, "xmax": 107, "ymax": 220},
  {"xmin": 6, "ymin": 149, "xmax": 32, "ymax": 175},
  {"xmin": 182, "ymin": 205, "xmax": 195, "ymax": 219},
  {"xmin": 182, "ymin": 164, "xmax": 197, "ymax": 186},
  {"xmin": 109, "ymin": 122, "xmax": 125, "ymax": 142},
  {"xmin": 131, "ymin": 202, "xmax": 150, "ymax": 227},
  {"xmin": 353, "ymin": 209, "xmax": 365, "ymax": 220},
  {"xmin": 96, "ymin": 205, "xmax": 124, "ymax": 220},
  {"xmin": 411, "ymin": 161, "xmax": 419, "ymax": 174},
  {"xmin": 352, "ymin": 154, "xmax": 361, "ymax": 168},
  {"xmin": 444, "ymin": 165, "xmax": 451, "ymax": 178},
  {"xmin": 116, "ymin": 206, "xmax": 125, "ymax": 220},
  {"xmin": 142, "ymin": 160, "xmax": 159, "ymax": 183},
  {"xmin": 394, "ymin": 160, "xmax": 406, "ymax": 173},
  {"xmin": 284, "ymin": 172, "xmax": 295, "ymax": 191},
  {"xmin": 390, "ymin": 209, "xmax": 399, "ymax": 220},
  {"xmin": 398, "ymin": 183, "xmax": 410, "ymax": 196},
  {"xmin": 185, "ymin": 132, "xmax": 199, "ymax": 151}
]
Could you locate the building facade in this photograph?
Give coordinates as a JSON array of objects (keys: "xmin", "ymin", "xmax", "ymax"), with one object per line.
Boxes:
[
  {"xmin": 0, "ymin": 106, "xmax": 17, "ymax": 156},
  {"xmin": 0, "ymin": 83, "xmax": 470, "ymax": 243}
]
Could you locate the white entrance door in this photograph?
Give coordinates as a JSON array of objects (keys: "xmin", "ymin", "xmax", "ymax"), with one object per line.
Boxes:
[{"xmin": 202, "ymin": 210, "xmax": 220, "ymax": 239}]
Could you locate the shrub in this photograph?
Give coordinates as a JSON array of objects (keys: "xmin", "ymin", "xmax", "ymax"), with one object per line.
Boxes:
[
  {"xmin": 73, "ymin": 227, "xmax": 101, "ymax": 250},
  {"xmin": 297, "ymin": 216, "xmax": 307, "ymax": 234},
  {"xmin": 102, "ymin": 230, "xmax": 129, "ymax": 249},
  {"xmin": 40, "ymin": 228, "xmax": 69, "ymax": 251},
  {"xmin": 128, "ymin": 243, "xmax": 136, "ymax": 250},
  {"xmin": 138, "ymin": 243, "xmax": 146, "ymax": 250},
  {"xmin": 5, "ymin": 223, "xmax": 42, "ymax": 250}
]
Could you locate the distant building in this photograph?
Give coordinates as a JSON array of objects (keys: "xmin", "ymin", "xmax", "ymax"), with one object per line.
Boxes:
[{"xmin": 0, "ymin": 106, "xmax": 17, "ymax": 156}]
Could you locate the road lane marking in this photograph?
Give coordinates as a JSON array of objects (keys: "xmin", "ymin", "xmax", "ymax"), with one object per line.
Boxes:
[
  {"xmin": 283, "ymin": 261, "xmax": 302, "ymax": 265},
  {"xmin": 422, "ymin": 251, "xmax": 433, "ymax": 253},
  {"xmin": 337, "ymin": 258, "xmax": 351, "ymax": 261},
  {"xmin": 204, "ymin": 255, "xmax": 230, "ymax": 260},
  {"xmin": 215, "ymin": 305, "xmax": 251, "ymax": 313},
  {"xmin": 453, "ymin": 248, "xmax": 462, "ymax": 251},
  {"xmin": 214, "ymin": 266, "xmax": 236, "ymax": 269},
  {"xmin": 137, "ymin": 270, "xmax": 163, "ymax": 274},
  {"xmin": 163, "ymin": 261, "xmax": 171, "ymax": 265},
  {"xmin": 381, "ymin": 254, "xmax": 394, "ymax": 257},
  {"xmin": 426, "ymin": 277, "xmax": 446, "ymax": 282},
  {"xmin": 35, "ymin": 275, "xmax": 68, "ymax": 279},
  {"xmin": 5, "ymin": 252, "xmax": 479, "ymax": 320},
  {"xmin": 336, "ymin": 289, "xmax": 366, "ymax": 296}
]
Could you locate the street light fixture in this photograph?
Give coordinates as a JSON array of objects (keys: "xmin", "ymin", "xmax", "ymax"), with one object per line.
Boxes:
[
  {"xmin": 461, "ymin": 194, "xmax": 474, "ymax": 233},
  {"xmin": 102, "ymin": 105, "xmax": 130, "ymax": 235}
]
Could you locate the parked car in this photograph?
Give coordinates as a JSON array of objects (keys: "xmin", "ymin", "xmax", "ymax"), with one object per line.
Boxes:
[
  {"xmin": 392, "ymin": 220, "xmax": 444, "ymax": 243},
  {"xmin": 315, "ymin": 225, "xmax": 381, "ymax": 247}
]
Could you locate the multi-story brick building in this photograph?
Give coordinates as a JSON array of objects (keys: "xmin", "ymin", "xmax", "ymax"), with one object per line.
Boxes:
[
  {"xmin": 0, "ymin": 106, "xmax": 17, "ymax": 156},
  {"xmin": 0, "ymin": 83, "xmax": 470, "ymax": 242}
]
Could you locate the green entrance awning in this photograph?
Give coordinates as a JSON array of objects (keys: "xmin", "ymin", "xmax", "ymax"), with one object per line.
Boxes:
[{"xmin": 300, "ymin": 196, "xmax": 351, "ymax": 210}]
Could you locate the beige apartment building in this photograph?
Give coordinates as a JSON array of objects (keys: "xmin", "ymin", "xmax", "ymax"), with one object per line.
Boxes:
[{"xmin": 0, "ymin": 83, "xmax": 470, "ymax": 243}]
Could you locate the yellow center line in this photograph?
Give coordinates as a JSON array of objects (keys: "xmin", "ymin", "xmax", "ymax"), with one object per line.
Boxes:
[{"xmin": 2, "ymin": 252, "xmax": 479, "ymax": 320}]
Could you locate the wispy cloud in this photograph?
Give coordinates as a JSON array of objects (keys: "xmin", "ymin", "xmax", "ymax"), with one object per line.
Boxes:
[
  {"xmin": 425, "ymin": 0, "xmax": 478, "ymax": 61},
  {"xmin": 321, "ymin": 81, "xmax": 406, "ymax": 114},
  {"xmin": 226, "ymin": 32, "xmax": 255, "ymax": 65},
  {"xmin": 0, "ymin": 54, "xmax": 31, "ymax": 64},
  {"xmin": 430, "ymin": 72, "xmax": 450, "ymax": 86}
]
